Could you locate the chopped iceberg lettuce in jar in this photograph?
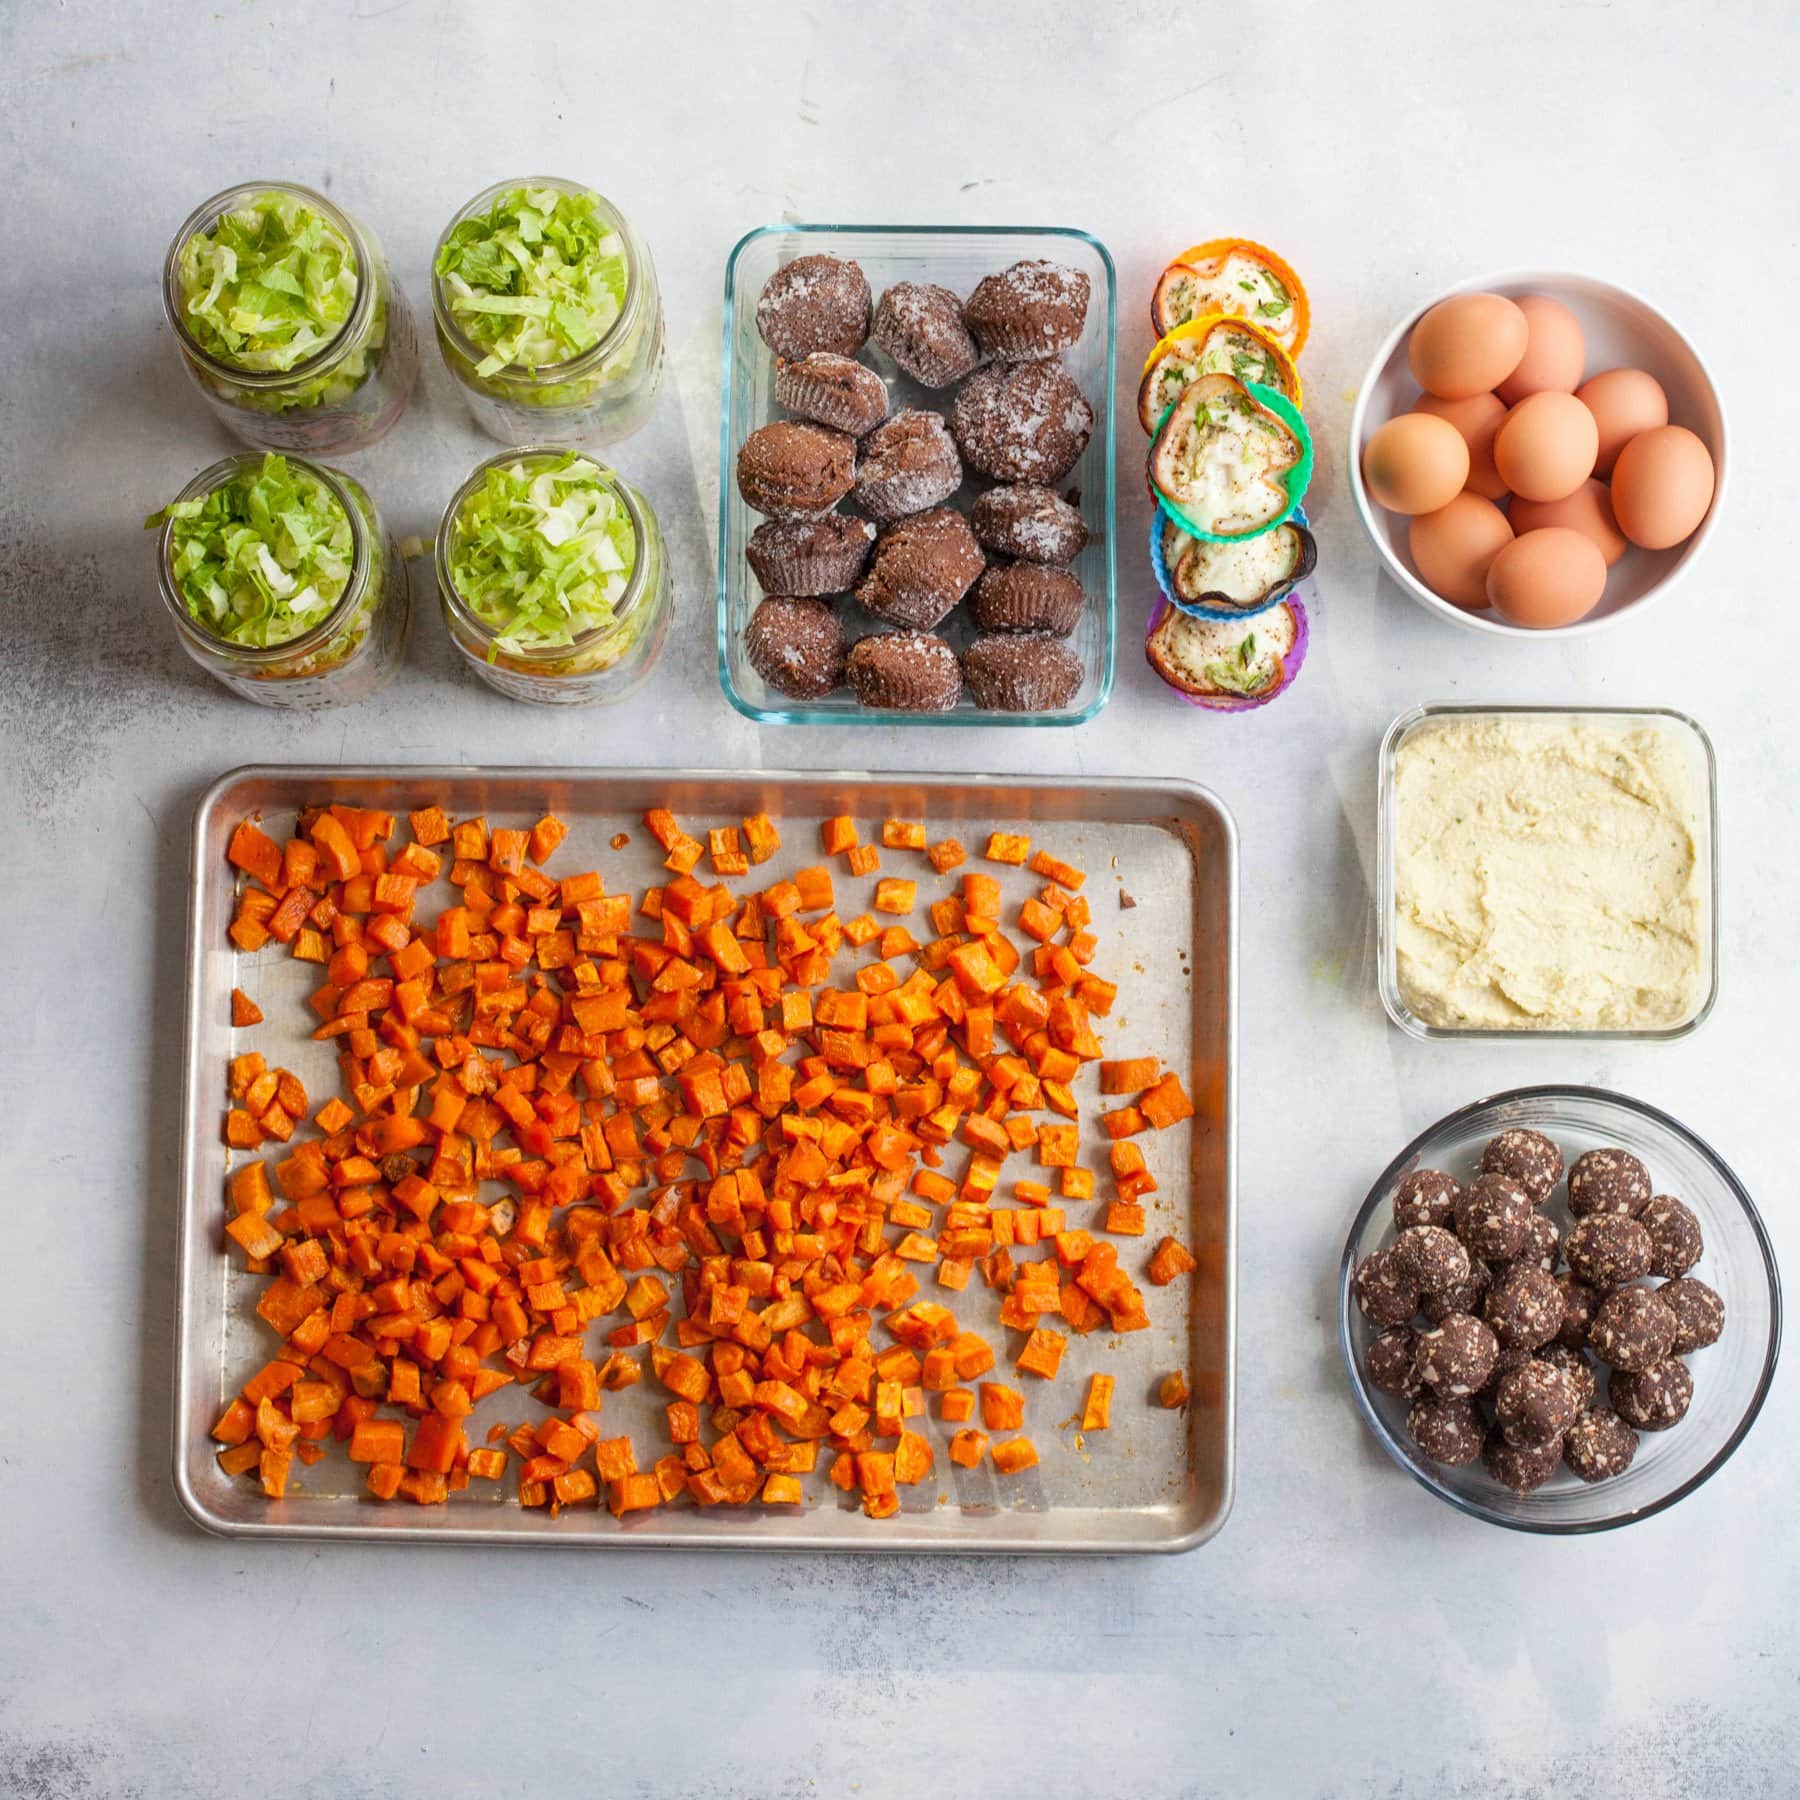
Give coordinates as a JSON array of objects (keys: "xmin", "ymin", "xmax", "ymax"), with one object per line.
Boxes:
[
  {"xmin": 164, "ymin": 182, "xmax": 417, "ymax": 453},
  {"xmin": 431, "ymin": 179, "xmax": 664, "ymax": 447},
  {"xmin": 434, "ymin": 447, "xmax": 670, "ymax": 705},
  {"xmin": 148, "ymin": 452, "xmax": 410, "ymax": 707}
]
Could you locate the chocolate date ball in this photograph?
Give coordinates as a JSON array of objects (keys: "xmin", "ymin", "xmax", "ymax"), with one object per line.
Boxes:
[
  {"xmin": 1642, "ymin": 1194, "xmax": 1703, "ymax": 1279},
  {"xmin": 1587, "ymin": 1287, "xmax": 1679, "ymax": 1373},
  {"xmin": 1565, "ymin": 1215, "xmax": 1654, "ymax": 1289},
  {"xmin": 1485, "ymin": 1264, "xmax": 1565, "ymax": 1350},
  {"xmin": 1564, "ymin": 1407, "xmax": 1639, "ymax": 1483},
  {"xmin": 1483, "ymin": 1429, "xmax": 1565, "ymax": 1495},
  {"xmin": 1659, "ymin": 1278, "xmax": 1725, "ymax": 1354},
  {"xmin": 1554, "ymin": 1274, "xmax": 1601, "ymax": 1350},
  {"xmin": 1537, "ymin": 1343, "xmax": 1598, "ymax": 1413},
  {"xmin": 1455, "ymin": 1173, "xmax": 1532, "ymax": 1263},
  {"xmin": 743, "ymin": 597, "xmax": 846, "ymax": 699},
  {"xmin": 951, "ymin": 359, "xmax": 1093, "ymax": 484},
  {"xmin": 773, "ymin": 351, "xmax": 889, "ymax": 437},
  {"xmin": 1409, "ymin": 1313, "xmax": 1499, "ymax": 1399},
  {"xmin": 1366, "ymin": 1326, "xmax": 1422, "ymax": 1398},
  {"xmin": 870, "ymin": 281, "xmax": 979, "ymax": 388},
  {"xmin": 1354, "ymin": 1247, "xmax": 1419, "ymax": 1329},
  {"xmin": 1496, "ymin": 1359, "xmax": 1581, "ymax": 1446},
  {"xmin": 1479, "ymin": 1128, "xmax": 1565, "ymax": 1204},
  {"xmin": 747, "ymin": 513, "xmax": 875, "ymax": 597},
  {"xmin": 1392, "ymin": 1225, "xmax": 1472, "ymax": 1296},
  {"xmin": 1408, "ymin": 1395, "xmax": 1486, "ymax": 1467},
  {"xmin": 1609, "ymin": 1358, "xmax": 1693, "ymax": 1431},
  {"xmin": 1568, "ymin": 1147, "xmax": 1653, "ymax": 1218},
  {"xmin": 970, "ymin": 484, "xmax": 1088, "ymax": 566},
  {"xmin": 1421, "ymin": 1255, "xmax": 1490, "ymax": 1325},
  {"xmin": 963, "ymin": 258, "xmax": 1090, "ymax": 361},
  {"xmin": 1500, "ymin": 1213, "xmax": 1562, "ymax": 1277},
  {"xmin": 1393, "ymin": 1168, "xmax": 1462, "ymax": 1232},
  {"xmin": 736, "ymin": 421, "xmax": 855, "ymax": 519},
  {"xmin": 1481, "ymin": 1343, "xmax": 1535, "ymax": 1399},
  {"xmin": 852, "ymin": 410, "xmax": 963, "ymax": 522},
  {"xmin": 756, "ymin": 254, "xmax": 871, "ymax": 360}
]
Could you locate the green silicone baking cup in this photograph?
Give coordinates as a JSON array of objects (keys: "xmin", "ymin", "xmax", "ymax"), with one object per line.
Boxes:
[{"xmin": 1151, "ymin": 379, "xmax": 1315, "ymax": 544}]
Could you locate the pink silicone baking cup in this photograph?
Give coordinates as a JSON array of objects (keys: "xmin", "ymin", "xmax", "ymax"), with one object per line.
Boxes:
[{"xmin": 1144, "ymin": 594, "xmax": 1310, "ymax": 712}]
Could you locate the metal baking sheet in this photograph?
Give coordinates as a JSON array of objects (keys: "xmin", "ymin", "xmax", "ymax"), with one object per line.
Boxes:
[{"xmin": 175, "ymin": 766, "xmax": 1236, "ymax": 1552}]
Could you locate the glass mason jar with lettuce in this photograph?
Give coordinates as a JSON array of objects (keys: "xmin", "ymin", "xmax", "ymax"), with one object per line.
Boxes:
[
  {"xmin": 434, "ymin": 447, "xmax": 671, "ymax": 706},
  {"xmin": 431, "ymin": 178, "xmax": 665, "ymax": 446},
  {"xmin": 148, "ymin": 452, "xmax": 411, "ymax": 707},
  {"xmin": 163, "ymin": 182, "xmax": 418, "ymax": 454}
]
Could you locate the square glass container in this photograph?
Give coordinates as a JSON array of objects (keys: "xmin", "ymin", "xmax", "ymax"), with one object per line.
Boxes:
[
  {"xmin": 1377, "ymin": 704, "xmax": 1719, "ymax": 1040},
  {"xmin": 718, "ymin": 224, "xmax": 1117, "ymax": 726}
]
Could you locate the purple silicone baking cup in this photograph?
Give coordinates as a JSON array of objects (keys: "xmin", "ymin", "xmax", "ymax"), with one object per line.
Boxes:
[{"xmin": 1144, "ymin": 594, "xmax": 1310, "ymax": 712}]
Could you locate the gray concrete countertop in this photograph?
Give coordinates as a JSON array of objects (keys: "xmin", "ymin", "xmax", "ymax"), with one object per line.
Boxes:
[{"xmin": 1, "ymin": 3, "xmax": 1792, "ymax": 1795}]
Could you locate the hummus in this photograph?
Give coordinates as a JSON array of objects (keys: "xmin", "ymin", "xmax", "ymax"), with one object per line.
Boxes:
[{"xmin": 1391, "ymin": 715, "xmax": 1707, "ymax": 1031}]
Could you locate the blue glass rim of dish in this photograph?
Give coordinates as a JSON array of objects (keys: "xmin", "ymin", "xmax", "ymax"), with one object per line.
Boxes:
[
  {"xmin": 1150, "ymin": 505, "xmax": 1312, "ymax": 622},
  {"xmin": 715, "ymin": 221, "xmax": 1118, "ymax": 728},
  {"xmin": 1337, "ymin": 1084, "xmax": 1783, "ymax": 1535}
]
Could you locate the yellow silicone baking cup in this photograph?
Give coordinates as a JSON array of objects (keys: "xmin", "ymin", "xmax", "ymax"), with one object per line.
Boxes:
[{"xmin": 1139, "ymin": 313, "xmax": 1303, "ymax": 423}]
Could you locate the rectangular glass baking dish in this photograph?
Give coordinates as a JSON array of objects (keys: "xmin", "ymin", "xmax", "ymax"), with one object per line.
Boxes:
[
  {"xmin": 717, "ymin": 223, "xmax": 1117, "ymax": 726},
  {"xmin": 1377, "ymin": 703, "xmax": 1719, "ymax": 1041}
]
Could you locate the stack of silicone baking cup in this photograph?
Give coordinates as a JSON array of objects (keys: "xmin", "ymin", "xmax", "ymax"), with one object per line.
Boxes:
[{"xmin": 1140, "ymin": 238, "xmax": 1317, "ymax": 712}]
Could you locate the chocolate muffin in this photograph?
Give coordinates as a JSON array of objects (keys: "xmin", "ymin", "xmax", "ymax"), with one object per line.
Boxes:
[
  {"xmin": 774, "ymin": 352, "xmax": 889, "ymax": 437},
  {"xmin": 743, "ymin": 597, "xmax": 846, "ymax": 700},
  {"xmin": 961, "ymin": 634, "xmax": 1084, "ymax": 712},
  {"xmin": 855, "ymin": 507, "xmax": 984, "ymax": 631},
  {"xmin": 746, "ymin": 513, "xmax": 875, "ymax": 597},
  {"xmin": 1563, "ymin": 1407, "xmax": 1638, "ymax": 1482},
  {"xmin": 871, "ymin": 282, "xmax": 979, "ymax": 388},
  {"xmin": 845, "ymin": 630, "xmax": 962, "ymax": 713},
  {"xmin": 967, "ymin": 563, "xmax": 1085, "ymax": 638},
  {"xmin": 971, "ymin": 484, "xmax": 1089, "ymax": 565},
  {"xmin": 736, "ymin": 421, "xmax": 854, "ymax": 519},
  {"xmin": 853, "ymin": 410, "xmax": 962, "ymax": 522},
  {"xmin": 964, "ymin": 259, "xmax": 1090, "ymax": 361},
  {"xmin": 951, "ymin": 360, "xmax": 1094, "ymax": 483},
  {"xmin": 756, "ymin": 254, "xmax": 871, "ymax": 360},
  {"xmin": 1393, "ymin": 1169, "xmax": 1463, "ymax": 1233}
]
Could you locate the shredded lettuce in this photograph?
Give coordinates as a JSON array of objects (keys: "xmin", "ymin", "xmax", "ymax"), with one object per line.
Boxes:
[
  {"xmin": 435, "ymin": 185, "xmax": 628, "ymax": 377},
  {"xmin": 177, "ymin": 191, "xmax": 359, "ymax": 373},
  {"xmin": 147, "ymin": 454, "xmax": 355, "ymax": 648},
  {"xmin": 446, "ymin": 452, "xmax": 638, "ymax": 653}
]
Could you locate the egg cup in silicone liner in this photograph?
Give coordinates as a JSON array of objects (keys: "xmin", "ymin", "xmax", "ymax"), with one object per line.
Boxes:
[
  {"xmin": 1150, "ymin": 380, "xmax": 1315, "ymax": 544},
  {"xmin": 1138, "ymin": 313, "xmax": 1303, "ymax": 430},
  {"xmin": 1156, "ymin": 237, "xmax": 1311, "ymax": 358},
  {"xmin": 1144, "ymin": 593, "xmax": 1310, "ymax": 713},
  {"xmin": 1150, "ymin": 504, "xmax": 1316, "ymax": 623}
]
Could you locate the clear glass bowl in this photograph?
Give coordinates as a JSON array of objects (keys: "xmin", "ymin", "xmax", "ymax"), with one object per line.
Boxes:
[
  {"xmin": 1338, "ymin": 1086, "xmax": 1781, "ymax": 1533},
  {"xmin": 1378, "ymin": 704, "xmax": 1719, "ymax": 1040},
  {"xmin": 717, "ymin": 223, "xmax": 1116, "ymax": 727}
]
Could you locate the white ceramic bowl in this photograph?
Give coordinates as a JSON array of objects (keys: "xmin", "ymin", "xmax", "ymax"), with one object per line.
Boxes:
[{"xmin": 1350, "ymin": 270, "xmax": 1727, "ymax": 639}]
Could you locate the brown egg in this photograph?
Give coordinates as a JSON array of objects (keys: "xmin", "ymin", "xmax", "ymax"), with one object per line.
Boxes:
[
  {"xmin": 1407, "ymin": 293, "xmax": 1529, "ymax": 400},
  {"xmin": 1510, "ymin": 480, "xmax": 1628, "ymax": 567},
  {"xmin": 1486, "ymin": 527, "xmax": 1608, "ymax": 628},
  {"xmin": 1409, "ymin": 492, "xmax": 1514, "ymax": 610},
  {"xmin": 1578, "ymin": 368, "xmax": 1670, "ymax": 477},
  {"xmin": 1493, "ymin": 392, "xmax": 1598, "ymax": 502},
  {"xmin": 1495, "ymin": 295, "xmax": 1586, "ymax": 405},
  {"xmin": 1611, "ymin": 425, "xmax": 1716, "ymax": 549},
  {"xmin": 1414, "ymin": 391, "xmax": 1508, "ymax": 500},
  {"xmin": 1361, "ymin": 412, "xmax": 1470, "ymax": 515}
]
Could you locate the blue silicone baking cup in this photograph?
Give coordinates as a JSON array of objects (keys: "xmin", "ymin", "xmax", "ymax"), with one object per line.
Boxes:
[{"xmin": 1151, "ymin": 505, "xmax": 1314, "ymax": 622}]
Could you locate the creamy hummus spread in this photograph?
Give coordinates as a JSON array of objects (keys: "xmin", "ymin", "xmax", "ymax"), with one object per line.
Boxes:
[{"xmin": 1392, "ymin": 716, "xmax": 1707, "ymax": 1031}]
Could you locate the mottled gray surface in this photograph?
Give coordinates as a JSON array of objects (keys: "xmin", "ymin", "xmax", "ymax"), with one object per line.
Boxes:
[{"xmin": 0, "ymin": 3, "xmax": 1794, "ymax": 1796}]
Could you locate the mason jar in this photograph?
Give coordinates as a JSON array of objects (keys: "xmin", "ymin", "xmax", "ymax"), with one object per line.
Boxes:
[
  {"xmin": 153, "ymin": 453, "xmax": 411, "ymax": 708},
  {"xmin": 431, "ymin": 177, "xmax": 665, "ymax": 448},
  {"xmin": 163, "ymin": 181, "xmax": 418, "ymax": 454},
  {"xmin": 435, "ymin": 446, "xmax": 671, "ymax": 706}
]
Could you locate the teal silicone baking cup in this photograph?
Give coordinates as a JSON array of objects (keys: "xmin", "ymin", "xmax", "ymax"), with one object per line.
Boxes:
[{"xmin": 1151, "ymin": 380, "xmax": 1314, "ymax": 544}]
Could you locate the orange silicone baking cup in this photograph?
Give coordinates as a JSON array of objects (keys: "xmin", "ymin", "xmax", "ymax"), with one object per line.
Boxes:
[{"xmin": 1161, "ymin": 238, "xmax": 1311, "ymax": 359}]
